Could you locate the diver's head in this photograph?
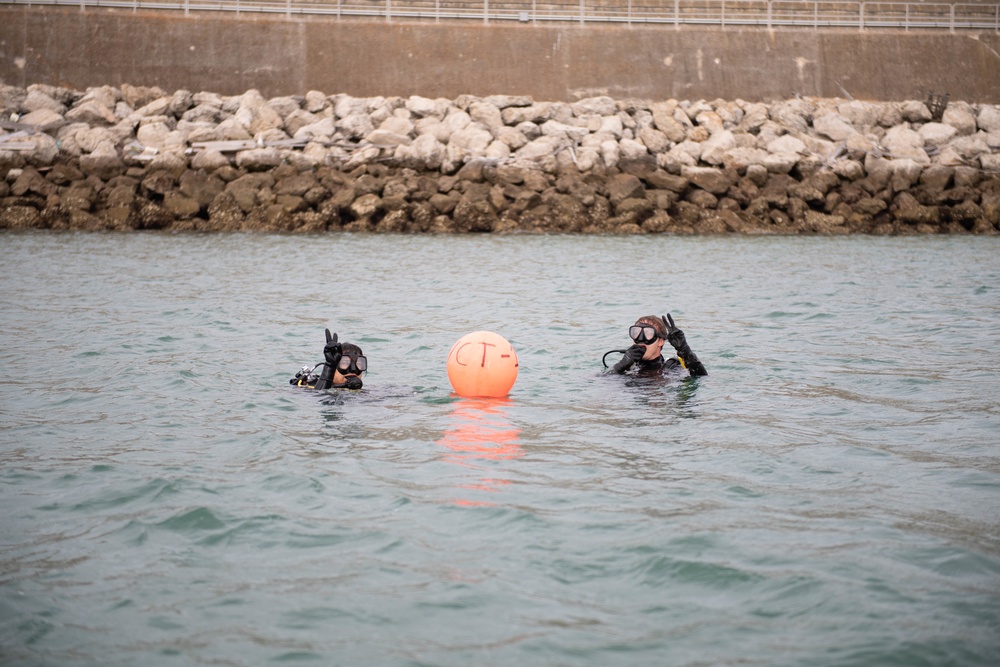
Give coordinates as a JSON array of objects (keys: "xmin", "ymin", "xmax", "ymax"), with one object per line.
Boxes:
[
  {"xmin": 630, "ymin": 316, "xmax": 667, "ymax": 361},
  {"xmin": 333, "ymin": 343, "xmax": 367, "ymax": 387}
]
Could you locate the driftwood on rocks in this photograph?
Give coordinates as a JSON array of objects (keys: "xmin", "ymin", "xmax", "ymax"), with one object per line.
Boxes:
[{"xmin": 1, "ymin": 83, "xmax": 999, "ymax": 234}]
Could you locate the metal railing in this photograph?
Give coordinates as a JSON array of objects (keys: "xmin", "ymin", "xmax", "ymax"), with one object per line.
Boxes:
[{"xmin": 3, "ymin": 0, "xmax": 999, "ymax": 30}]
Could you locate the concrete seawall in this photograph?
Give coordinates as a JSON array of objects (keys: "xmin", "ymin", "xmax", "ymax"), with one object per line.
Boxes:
[{"xmin": 1, "ymin": 7, "xmax": 999, "ymax": 103}]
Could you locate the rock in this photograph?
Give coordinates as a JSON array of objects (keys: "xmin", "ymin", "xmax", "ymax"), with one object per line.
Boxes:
[
  {"xmin": 19, "ymin": 108, "xmax": 66, "ymax": 131},
  {"xmin": 303, "ymin": 90, "xmax": 328, "ymax": 114},
  {"xmin": 977, "ymin": 106, "xmax": 1000, "ymax": 133},
  {"xmin": 24, "ymin": 133, "xmax": 59, "ymax": 166},
  {"xmin": 918, "ymin": 122, "xmax": 958, "ymax": 147},
  {"xmin": 267, "ymin": 96, "xmax": 301, "ymax": 119},
  {"xmin": 700, "ymin": 130, "xmax": 736, "ymax": 165},
  {"xmin": 121, "ymin": 84, "xmax": 168, "ymax": 110},
  {"xmin": 293, "ymin": 116, "xmax": 336, "ymax": 142},
  {"xmin": 501, "ymin": 103, "xmax": 555, "ymax": 125},
  {"xmin": 66, "ymin": 100, "xmax": 117, "ymax": 126},
  {"xmin": 637, "ymin": 127, "xmax": 669, "ymax": 154},
  {"xmin": 900, "ymin": 101, "xmax": 932, "ymax": 123},
  {"xmin": 163, "ymin": 191, "xmax": 201, "ymax": 218},
  {"xmin": 606, "ymin": 173, "xmax": 645, "ymax": 206},
  {"xmin": 882, "ymin": 125, "xmax": 929, "ymax": 163},
  {"xmin": 406, "ymin": 95, "xmax": 449, "ymax": 119},
  {"xmin": 191, "ymin": 149, "xmax": 230, "ymax": 171},
  {"xmin": 168, "ymin": 89, "xmax": 193, "ymax": 117},
  {"xmin": 483, "ymin": 95, "xmax": 533, "ymax": 110},
  {"xmin": 572, "ymin": 97, "xmax": 617, "ymax": 117},
  {"xmin": 22, "ymin": 89, "xmax": 67, "ymax": 115},
  {"xmin": 182, "ymin": 104, "xmax": 225, "ymax": 124},
  {"xmin": 813, "ymin": 113, "xmax": 858, "ymax": 142},
  {"xmin": 79, "ymin": 141, "xmax": 124, "ymax": 179},
  {"xmin": 148, "ymin": 151, "xmax": 188, "ymax": 176},
  {"xmin": 366, "ymin": 129, "xmax": 412, "ymax": 148},
  {"xmin": 761, "ymin": 152, "xmax": 798, "ymax": 174},
  {"xmin": 837, "ymin": 101, "xmax": 879, "ymax": 129},
  {"xmin": 136, "ymin": 121, "xmax": 172, "ymax": 150},
  {"xmin": 236, "ymin": 147, "xmax": 283, "ymax": 171},
  {"xmin": 980, "ymin": 153, "xmax": 1000, "ymax": 171},
  {"xmin": 540, "ymin": 120, "xmax": 589, "ymax": 142},
  {"xmin": 767, "ymin": 134, "xmax": 807, "ymax": 156},
  {"xmin": 890, "ymin": 159, "xmax": 924, "ymax": 191},
  {"xmin": 79, "ymin": 86, "xmax": 120, "ymax": 111},
  {"xmin": 894, "ymin": 192, "xmax": 940, "ymax": 225},
  {"xmin": 468, "ymin": 101, "xmax": 504, "ymax": 133},
  {"xmin": 681, "ymin": 165, "xmax": 732, "ymax": 194},
  {"xmin": 179, "ymin": 170, "xmax": 225, "ymax": 207},
  {"xmin": 619, "ymin": 138, "xmax": 649, "ymax": 162},
  {"xmin": 942, "ymin": 105, "xmax": 977, "ymax": 136}
]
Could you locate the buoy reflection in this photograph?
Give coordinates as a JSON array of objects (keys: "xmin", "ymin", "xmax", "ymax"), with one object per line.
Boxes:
[{"xmin": 436, "ymin": 397, "xmax": 523, "ymax": 506}]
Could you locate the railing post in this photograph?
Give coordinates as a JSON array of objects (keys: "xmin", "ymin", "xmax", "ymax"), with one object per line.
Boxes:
[
  {"xmin": 184, "ymin": 0, "xmax": 189, "ymax": 18},
  {"xmin": 286, "ymin": 0, "xmax": 291, "ymax": 20},
  {"xmin": 485, "ymin": 0, "xmax": 489, "ymax": 25},
  {"xmin": 950, "ymin": 3, "xmax": 955, "ymax": 33},
  {"xmin": 387, "ymin": 0, "xmax": 392, "ymax": 23},
  {"xmin": 580, "ymin": 0, "xmax": 585, "ymax": 26},
  {"xmin": 767, "ymin": 0, "xmax": 772, "ymax": 29},
  {"xmin": 859, "ymin": 2, "xmax": 864, "ymax": 31},
  {"xmin": 675, "ymin": 0, "xmax": 679, "ymax": 30},
  {"xmin": 722, "ymin": 0, "xmax": 726, "ymax": 29}
]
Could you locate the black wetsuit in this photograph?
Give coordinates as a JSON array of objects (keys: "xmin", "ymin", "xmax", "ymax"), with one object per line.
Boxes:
[{"xmin": 612, "ymin": 344, "xmax": 707, "ymax": 378}]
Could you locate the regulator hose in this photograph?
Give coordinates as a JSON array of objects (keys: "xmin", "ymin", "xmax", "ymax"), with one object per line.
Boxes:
[{"xmin": 602, "ymin": 349, "xmax": 628, "ymax": 369}]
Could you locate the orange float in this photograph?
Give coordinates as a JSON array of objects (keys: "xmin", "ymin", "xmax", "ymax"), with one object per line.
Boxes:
[{"xmin": 446, "ymin": 331, "xmax": 519, "ymax": 398}]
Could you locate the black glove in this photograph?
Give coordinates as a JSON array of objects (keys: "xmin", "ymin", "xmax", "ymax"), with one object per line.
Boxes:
[
  {"xmin": 613, "ymin": 344, "xmax": 646, "ymax": 374},
  {"xmin": 314, "ymin": 329, "xmax": 341, "ymax": 390},
  {"xmin": 340, "ymin": 376, "xmax": 363, "ymax": 390},
  {"xmin": 662, "ymin": 314, "xmax": 707, "ymax": 376},
  {"xmin": 323, "ymin": 328, "xmax": 343, "ymax": 368},
  {"xmin": 663, "ymin": 313, "xmax": 687, "ymax": 353}
]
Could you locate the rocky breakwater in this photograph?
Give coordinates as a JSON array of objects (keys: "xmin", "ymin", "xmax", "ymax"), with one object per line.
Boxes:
[{"xmin": 1, "ymin": 83, "xmax": 999, "ymax": 234}]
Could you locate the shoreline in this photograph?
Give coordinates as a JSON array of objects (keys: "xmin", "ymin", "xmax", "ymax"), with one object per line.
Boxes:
[{"xmin": 1, "ymin": 84, "xmax": 998, "ymax": 234}]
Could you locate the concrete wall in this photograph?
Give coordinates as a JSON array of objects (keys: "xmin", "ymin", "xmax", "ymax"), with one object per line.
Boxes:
[{"xmin": 1, "ymin": 7, "xmax": 998, "ymax": 102}]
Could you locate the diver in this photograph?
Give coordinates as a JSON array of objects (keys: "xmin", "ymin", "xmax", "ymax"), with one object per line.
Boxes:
[
  {"xmin": 291, "ymin": 328, "xmax": 367, "ymax": 390},
  {"xmin": 604, "ymin": 313, "xmax": 707, "ymax": 378}
]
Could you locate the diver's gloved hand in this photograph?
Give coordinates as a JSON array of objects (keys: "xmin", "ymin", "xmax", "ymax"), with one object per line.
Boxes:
[
  {"xmin": 663, "ymin": 313, "xmax": 707, "ymax": 376},
  {"xmin": 613, "ymin": 344, "xmax": 646, "ymax": 374},
  {"xmin": 323, "ymin": 329, "xmax": 343, "ymax": 368},
  {"xmin": 340, "ymin": 376, "xmax": 363, "ymax": 390},
  {"xmin": 663, "ymin": 314, "xmax": 688, "ymax": 353}
]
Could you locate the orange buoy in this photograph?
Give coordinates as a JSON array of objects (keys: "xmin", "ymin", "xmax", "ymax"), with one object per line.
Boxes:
[{"xmin": 446, "ymin": 331, "xmax": 519, "ymax": 398}]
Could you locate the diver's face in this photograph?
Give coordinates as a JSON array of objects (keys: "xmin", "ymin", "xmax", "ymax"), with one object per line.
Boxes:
[
  {"xmin": 334, "ymin": 352, "xmax": 367, "ymax": 381},
  {"xmin": 642, "ymin": 337, "xmax": 665, "ymax": 361},
  {"xmin": 630, "ymin": 323, "xmax": 664, "ymax": 361}
]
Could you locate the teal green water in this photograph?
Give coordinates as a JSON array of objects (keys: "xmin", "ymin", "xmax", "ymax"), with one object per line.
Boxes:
[{"xmin": 1, "ymin": 233, "xmax": 998, "ymax": 666}]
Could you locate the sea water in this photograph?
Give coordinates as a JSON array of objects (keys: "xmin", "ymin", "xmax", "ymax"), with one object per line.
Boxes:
[{"xmin": 1, "ymin": 232, "xmax": 998, "ymax": 666}]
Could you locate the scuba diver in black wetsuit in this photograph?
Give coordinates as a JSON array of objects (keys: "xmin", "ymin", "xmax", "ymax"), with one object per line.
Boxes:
[
  {"xmin": 291, "ymin": 328, "xmax": 367, "ymax": 390},
  {"xmin": 604, "ymin": 314, "xmax": 707, "ymax": 378}
]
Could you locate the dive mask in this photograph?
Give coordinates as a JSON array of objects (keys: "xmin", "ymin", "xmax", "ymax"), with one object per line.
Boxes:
[
  {"xmin": 629, "ymin": 324, "xmax": 660, "ymax": 344},
  {"xmin": 337, "ymin": 354, "xmax": 368, "ymax": 375}
]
